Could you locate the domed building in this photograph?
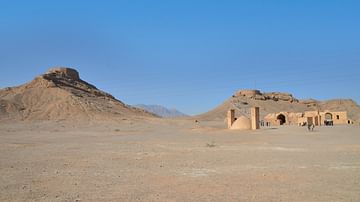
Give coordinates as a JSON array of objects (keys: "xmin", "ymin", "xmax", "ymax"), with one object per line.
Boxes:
[
  {"xmin": 230, "ymin": 116, "xmax": 251, "ymax": 130},
  {"xmin": 227, "ymin": 107, "xmax": 260, "ymax": 130}
]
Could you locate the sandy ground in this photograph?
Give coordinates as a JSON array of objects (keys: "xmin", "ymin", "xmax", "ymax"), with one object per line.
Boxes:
[{"xmin": 1, "ymin": 119, "xmax": 360, "ymax": 201}]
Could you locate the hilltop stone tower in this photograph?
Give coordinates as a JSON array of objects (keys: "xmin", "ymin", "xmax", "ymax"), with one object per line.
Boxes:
[{"xmin": 46, "ymin": 67, "xmax": 80, "ymax": 80}]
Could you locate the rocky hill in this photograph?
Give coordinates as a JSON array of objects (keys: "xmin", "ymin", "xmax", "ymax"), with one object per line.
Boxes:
[
  {"xmin": 0, "ymin": 67, "xmax": 156, "ymax": 122},
  {"xmin": 134, "ymin": 104, "xmax": 188, "ymax": 118},
  {"xmin": 195, "ymin": 89, "xmax": 360, "ymax": 122}
]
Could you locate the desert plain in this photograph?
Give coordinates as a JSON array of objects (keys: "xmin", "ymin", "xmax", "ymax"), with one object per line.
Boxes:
[{"xmin": 1, "ymin": 118, "xmax": 359, "ymax": 201}]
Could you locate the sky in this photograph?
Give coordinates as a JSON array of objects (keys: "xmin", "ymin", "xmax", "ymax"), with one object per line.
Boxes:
[{"xmin": 1, "ymin": 0, "xmax": 359, "ymax": 115}]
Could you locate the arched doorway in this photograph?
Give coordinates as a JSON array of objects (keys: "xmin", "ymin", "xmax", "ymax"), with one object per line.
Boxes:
[
  {"xmin": 325, "ymin": 113, "xmax": 333, "ymax": 120},
  {"xmin": 277, "ymin": 114, "xmax": 286, "ymax": 125},
  {"xmin": 324, "ymin": 112, "xmax": 333, "ymax": 126}
]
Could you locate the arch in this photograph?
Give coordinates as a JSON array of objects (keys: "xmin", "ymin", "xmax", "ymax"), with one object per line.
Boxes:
[
  {"xmin": 325, "ymin": 112, "xmax": 333, "ymax": 120},
  {"xmin": 277, "ymin": 114, "xmax": 286, "ymax": 125},
  {"xmin": 324, "ymin": 112, "xmax": 333, "ymax": 126}
]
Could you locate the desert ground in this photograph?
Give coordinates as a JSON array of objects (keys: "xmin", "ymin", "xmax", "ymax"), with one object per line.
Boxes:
[{"xmin": 1, "ymin": 119, "xmax": 360, "ymax": 201}]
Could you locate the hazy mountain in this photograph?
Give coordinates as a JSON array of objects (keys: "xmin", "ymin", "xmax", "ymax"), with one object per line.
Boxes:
[{"xmin": 134, "ymin": 104, "xmax": 188, "ymax": 118}]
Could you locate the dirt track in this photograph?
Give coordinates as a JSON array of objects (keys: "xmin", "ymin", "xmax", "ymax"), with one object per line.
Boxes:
[{"xmin": 1, "ymin": 120, "xmax": 360, "ymax": 201}]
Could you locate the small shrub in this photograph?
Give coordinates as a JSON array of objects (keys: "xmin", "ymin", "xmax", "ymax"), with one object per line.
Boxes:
[{"xmin": 206, "ymin": 141, "xmax": 216, "ymax": 148}]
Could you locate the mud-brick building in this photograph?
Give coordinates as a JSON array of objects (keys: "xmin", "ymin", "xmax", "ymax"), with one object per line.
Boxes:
[{"xmin": 264, "ymin": 110, "xmax": 353, "ymax": 126}]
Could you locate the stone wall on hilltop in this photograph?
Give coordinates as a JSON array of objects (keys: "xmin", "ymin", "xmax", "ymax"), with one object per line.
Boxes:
[{"xmin": 234, "ymin": 89, "xmax": 298, "ymax": 103}]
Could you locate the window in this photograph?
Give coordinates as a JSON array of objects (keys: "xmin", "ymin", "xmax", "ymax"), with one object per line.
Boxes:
[{"xmin": 336, "ymin": 115, "xmax": 340, "ymax": 120}]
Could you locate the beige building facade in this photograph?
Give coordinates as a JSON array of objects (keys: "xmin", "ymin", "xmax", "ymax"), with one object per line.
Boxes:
[{"xmin": 264, "ymin": 110, "xmax": 352, "ymax": 126}]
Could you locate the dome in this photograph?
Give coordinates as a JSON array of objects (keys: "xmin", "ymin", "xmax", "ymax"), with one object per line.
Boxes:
[{"xmin": 230, "ymin": 116, "xmax": 251, "ymax": 130}]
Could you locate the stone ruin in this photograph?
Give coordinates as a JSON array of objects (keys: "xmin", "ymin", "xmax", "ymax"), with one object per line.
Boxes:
[
  {"xmin": 234, "ymin": 89, "xmax": 299, "ymax": 103},
  {"xmin": 227, "ymin": 107, "xmax": 260, "ymax": 130},
  {"xmin": 264, "ymin": 110, "xmax": 352, "ymax": 126},
  {"xmin": 32, "ymin": 67, "xmax": 116, "ymax": 99},
  {"xmin": 46, "ymin": 67, "xmax": 80, "ymax": 81}
]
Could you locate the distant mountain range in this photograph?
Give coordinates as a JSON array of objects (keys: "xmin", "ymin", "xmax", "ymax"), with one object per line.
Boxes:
[{"xmin": 134, "ymin": 104, "xmax": 188, "ymax": 118}]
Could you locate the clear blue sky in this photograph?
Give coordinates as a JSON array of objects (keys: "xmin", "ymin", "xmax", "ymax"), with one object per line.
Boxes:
[{"xmin": 1, "ymin": 0, "xmax": 359, "ymax": 115}]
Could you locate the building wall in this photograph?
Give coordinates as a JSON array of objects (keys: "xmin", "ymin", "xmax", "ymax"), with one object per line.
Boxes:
[
  {"xmin": 264, "ymin": 110, "xmax": 349, "ymax": 126},
  {"xmin": 251, "ymin": 107, "xmax": 260, "ymax": 130},
  {"xmin": 264, "ymin": 112, "xmax": 288, "ymax": 126},
  {"xmin": 319, "ymin": 111, "xmax": 348, "ymax": 125}
]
